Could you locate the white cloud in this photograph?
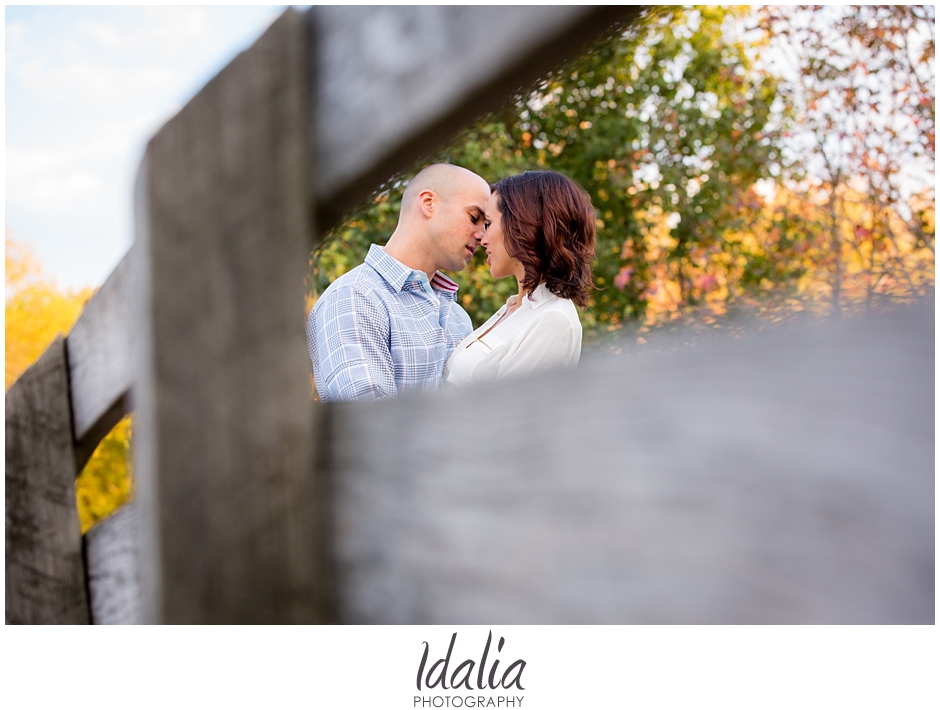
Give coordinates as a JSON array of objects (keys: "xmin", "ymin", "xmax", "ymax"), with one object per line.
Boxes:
[
  {"xmin": 8, "ymin": 115, "xmax": 153, "ymax": 168},
  {"xmin": 5, "ymin": 20, "xmax": 32, "ymax": 68},
  {"xmin": 7, "ymin": 145, "xmax": 80, "ymax": 178},
  {"xmin": 6, "ymin": 20, "xmax": 28, "ymax": 43},
  {"xmin": 8, "ymin": 171, "xmax": 103, "ymax": 213},
  {"xmin": 14, "ymin": 58, "xmax": 176, "ymax": 105},
  {"xmin": 77, "ymin": 9, "xmax": 211, "ymax": 57},
  {"xmin": 79, "ymin": 20, "xmax": 137, "ymax": 52},
  {"xmin": 6, "ymin": 113, "xmax": 163, "ymax": 214},
  {"xmin": 143, "ymin": 6, "xmax": 212, "ymax": 56}
]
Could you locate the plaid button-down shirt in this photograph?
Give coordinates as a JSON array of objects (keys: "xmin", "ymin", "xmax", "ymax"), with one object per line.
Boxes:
[{"xmin": 307, "ymin": 244, "xmax": 473, "ymax": 401}]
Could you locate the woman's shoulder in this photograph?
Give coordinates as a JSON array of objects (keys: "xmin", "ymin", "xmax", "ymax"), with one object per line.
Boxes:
[
  {"xmin": 537, "ymin": 305, "xmax": 581, "ymax": 335},
  {"xmin": 532, "ymin": 285, "xmax": 580, "ymax": 320},
  {"xmin": 516, "ymin": 299, "xmax": 580, "ymax": 347}
]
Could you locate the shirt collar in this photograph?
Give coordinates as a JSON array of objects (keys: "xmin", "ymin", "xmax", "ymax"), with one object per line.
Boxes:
[
  {"xmin": 364, "ymin": 244, "xmax": 459, "ymax": 296},
  {"xmin": 365, "ymin": 244, "xmax": 412, "ymax": 291}
]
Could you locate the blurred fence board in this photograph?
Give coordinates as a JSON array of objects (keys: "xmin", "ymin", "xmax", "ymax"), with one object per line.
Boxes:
[
  {"xmin": 84, "ymin": 501, "xmax": 141, "ymax": 624},
  {"xmin": 5, "ymin": 338, "xmax": 89, "ymax": 624},
  {"xmin": 311, "ymin": 5, "xmax": 639, "ymax": 229},
  {"xmin": 330, "ymin": 307, "xmax": 934, "ymax": 623},
  {"xmin": 66, "ymin": 252, "xmax": 134, "ymax": 471},
  {"xmin": 133, "ymin": 9, "xmax": 325, "ymax": 623}
]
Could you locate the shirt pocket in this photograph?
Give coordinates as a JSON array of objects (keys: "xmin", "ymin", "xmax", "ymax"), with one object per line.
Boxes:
[{"xmin": 465, "ymin": 338, "xmax": 494, "ymax": 354}]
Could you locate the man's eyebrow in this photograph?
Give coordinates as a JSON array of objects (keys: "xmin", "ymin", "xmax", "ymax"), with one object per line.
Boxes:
[{"xmin": 467, "ymin": 206, "xmax": 485, "ymax": 218}]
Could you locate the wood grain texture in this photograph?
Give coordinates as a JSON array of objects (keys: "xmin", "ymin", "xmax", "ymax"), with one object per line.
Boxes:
[
  {"xmin": 5, "ymin": 337, "xmax": 90, "ymax": 624},
  {"xmin": 84, "ymin": 500, "xmax": 141, "ymax": 624},
  {"xmin": 330, "ymin": 307, "xmax": 934, "ymax": 624},
  {"xmin": 310, "ymin": 5, "xmax": 640, "ymax": 229},
  {"xmin": 66, "ymin": 252, "xmax": 133, "ymax": 471},
  {"xmin": 133, "ymin": 9, "xmax": 329, "ymax": 623}
]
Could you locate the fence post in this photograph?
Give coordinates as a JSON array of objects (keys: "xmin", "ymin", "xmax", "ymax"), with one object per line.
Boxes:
[
  {"xmin": 5, "ymin": 337, "xmax": 90, "ymax": 624},
  {"xmin": 133, "ymin": 9, "xmax": 330, "ymax": 623}
]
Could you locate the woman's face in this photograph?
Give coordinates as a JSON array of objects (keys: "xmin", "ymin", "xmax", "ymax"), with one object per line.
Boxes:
[{"xmin": 481, "ymin": 192, "xmax": 523, "ymax": 281}]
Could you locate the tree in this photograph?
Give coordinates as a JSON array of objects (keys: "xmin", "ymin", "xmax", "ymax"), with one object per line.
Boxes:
[
  {"xmin": 759, "ymin": 5, "xmax": 935, "ymax": 316},
  {"xmin": 308, "ymin": 6, "xmax": 933, "ymax": 349},
  {"xmin": 5, "ymin": 232, "xmax": 92, "ymax": 388},
  {"xmin": 310, "ymin": 7, "xmax": 784, "ymax": 336}
]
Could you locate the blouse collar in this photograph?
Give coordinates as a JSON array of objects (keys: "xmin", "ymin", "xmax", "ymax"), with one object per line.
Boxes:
[{"xmin": 506, "ymin": 282, "xmax": 557, "ymax": 311}]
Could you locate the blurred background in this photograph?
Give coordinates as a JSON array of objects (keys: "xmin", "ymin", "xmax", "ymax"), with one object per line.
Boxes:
[
  {"xmin": 5, "ymin": 6, "xmax": 935, "ymax": 531},
  {"xmin": 310, "ymin": 6, "xmax": 935, "ymax": 340}
]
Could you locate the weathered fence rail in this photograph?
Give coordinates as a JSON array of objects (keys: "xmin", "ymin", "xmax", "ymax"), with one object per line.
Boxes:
[
  {"xmin": 329, "ymin": 306, "xmax": 934, "ymax": 623},
  {"xmin": 6, "ymin": 6, "xmax": 934, "ymax": 624}
]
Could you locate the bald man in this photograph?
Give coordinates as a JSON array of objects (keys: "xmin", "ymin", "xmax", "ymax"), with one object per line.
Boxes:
[{"xmin": 307, "ymin": 164, "xmax": 490, "ymax": 401}]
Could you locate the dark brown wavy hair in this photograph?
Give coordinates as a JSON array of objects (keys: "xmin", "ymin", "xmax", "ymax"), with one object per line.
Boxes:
[{"xmin": 492, "ymin": 170, "xmax": 597, "ymax": 308}]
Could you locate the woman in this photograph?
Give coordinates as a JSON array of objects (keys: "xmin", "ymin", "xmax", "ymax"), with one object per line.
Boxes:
[{"xmin": 444, "ymin": 170, "xmax": 596, "ymax": 386}]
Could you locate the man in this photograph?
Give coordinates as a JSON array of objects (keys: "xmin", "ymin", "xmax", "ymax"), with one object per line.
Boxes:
[{"xmin": 307, "ymin": 163, "xmax": 490, "ymax": 401}]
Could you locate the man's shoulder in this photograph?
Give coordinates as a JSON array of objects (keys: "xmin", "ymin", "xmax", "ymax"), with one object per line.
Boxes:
[{"xmin": 317, "ymin": 261, "xmax": 388, "ymax": 304}]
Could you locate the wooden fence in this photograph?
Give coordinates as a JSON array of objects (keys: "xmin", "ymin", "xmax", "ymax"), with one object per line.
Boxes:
[{"xmin": 5, "ymin": 6, "xmax": 934, "ymax": 624}]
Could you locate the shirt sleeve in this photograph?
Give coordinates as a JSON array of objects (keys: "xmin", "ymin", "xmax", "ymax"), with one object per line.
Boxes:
[
  {"xmin": 308, "ymin": 284, "xmax": 396, "ymax": 401},
  {"xmin": 496, "ymin": 310, "xmax": 581, "ymax": 380}
]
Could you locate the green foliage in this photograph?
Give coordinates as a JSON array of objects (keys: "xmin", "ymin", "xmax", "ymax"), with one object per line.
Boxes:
[
  {"xmin": 506, "ymin": 5, "xmax": 781, "ymax": 328},
  {"xmin": 309, "ymin": 6, "xmax": 932, "ymax": 337},
  {"xmin": 309, "ymin": 7, "xmax": 784, "ymax": 334}
]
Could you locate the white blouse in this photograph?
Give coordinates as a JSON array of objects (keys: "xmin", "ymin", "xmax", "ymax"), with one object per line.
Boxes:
[{"xmin": 443, "ymin": 283, "xmax": 582, "ymax": 386}]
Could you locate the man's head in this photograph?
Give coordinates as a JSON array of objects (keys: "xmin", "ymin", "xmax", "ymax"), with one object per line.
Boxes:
[{"xmin": 390, "ymin": 164, "xmax": 491, "ymax": 274}]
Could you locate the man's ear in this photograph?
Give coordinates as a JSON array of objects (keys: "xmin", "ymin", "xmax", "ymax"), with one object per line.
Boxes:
[{"xmin": 418, "ymin": 189, "xmax": 436, "ymax": 218}]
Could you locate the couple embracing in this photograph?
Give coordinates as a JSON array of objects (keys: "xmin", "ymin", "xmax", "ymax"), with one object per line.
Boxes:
[{"xmin": 306, "ymin": 164, "xmax": 596, "ymax": 401}]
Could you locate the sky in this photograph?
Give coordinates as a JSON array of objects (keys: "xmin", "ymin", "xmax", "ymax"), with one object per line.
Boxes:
[{"xmin": 5, "ymin": 4, "xmax": 291, "ymax": 291}]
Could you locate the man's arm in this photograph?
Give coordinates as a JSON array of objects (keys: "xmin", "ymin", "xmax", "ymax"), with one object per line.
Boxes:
[{"xmin": 307, "ymin": 285, "xmax": 396, "ymax": 401}]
